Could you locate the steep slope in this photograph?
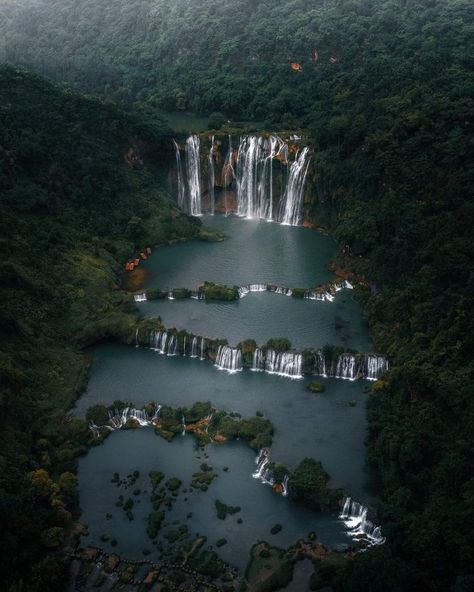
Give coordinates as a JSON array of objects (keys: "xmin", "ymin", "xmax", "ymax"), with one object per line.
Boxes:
[{"xmin": 0, "ymin": 66, "xmax": 199, "ymax": 590}]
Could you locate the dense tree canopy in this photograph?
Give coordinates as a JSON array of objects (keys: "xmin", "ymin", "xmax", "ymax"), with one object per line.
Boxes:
[{"xmin": 0, "ymin": 0, "xmax": 473, "ymax": 590}]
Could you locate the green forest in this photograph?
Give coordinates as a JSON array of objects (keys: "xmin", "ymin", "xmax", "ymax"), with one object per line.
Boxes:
[{"xmin": 0, "ymin": 0, "xmax": 473, "ymax": 591}]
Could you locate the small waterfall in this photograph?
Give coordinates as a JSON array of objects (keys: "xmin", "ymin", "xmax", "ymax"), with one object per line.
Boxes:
[
  {"xmin": 190, "ymin": 291, "xmax": 205, "ymax": 300},
  {"xmin": 304, "ymin": 291, "xmax": 325, "ymax": 301},
  {"xmin": 238, "ymin": 286, "xmax": 250, "ymax": 298},
  {"xmin": 251, "ymin": 348, "xmax": 264, "ymax": 371},
  {"xmin": 134, "ymin": 293, "xmax": 147, "ymax": 302},
  {"xmin": 249, "ymin": 283, "xmax": 267, "ymax": 292},
  {"xmin": 150, "ymin": 330, "xmax": 168, "ymax": 354},
  {"xmin": 252, "ymin": 449, "xmax": 289, "ymax": 495},
  {"xmin": 200, "ymin": 337, "xmax": 206, "ymax": 360},
  {"xmin": 183, "ymin": 335, "xmax": 187, "ymax": 356},
  {"xmin": 265, "ymin": 350, "xmax": 303, "ymax": 379},
  {"xmin": 167, "ymin": 291, "xmax": 175, "ymax": 300},
  {"xmin": 365, "ymin": 355, "xmax": 388, "ymax": 380},
  {"xmin": 282, "ymin": 474, "xmax": 289, "ymax": 496},
  {"xmin": 135, "ymin": 327, "xmax": 139, "ymax": 347},
  {"xmin": 208, "ymin": 135, "xmax": 216, "ymax": 214},
  {"xmin": 185, "ymin": 135, "xmax": 202, "ymax": 216},
  {"xmin": 215, "ymin": 345, "xmax": 242, "ymax": 373},
  {"xmin": 167, "ymin": 334, "xmax": 178, "ymax": 356},
  {"xmin": 252, "ymin": 448, "xmax": 273, "ymax": 484},
  {"xmin": 173, "ymin": 140, "xmax": 186, "ymax": 211},
  {"xmin": 314, "ymin": 351, "xmax": 327, "ymax": 377},
  {"xmin": 335, "ymin": 354, "xmax": 359, "ymax": 380},
  {"xmin": 278, "ymin": 147, "xmax": 311, "ymax": 226},
  {"xmin": 108, "ymin": 406, "xmax": 156, "ymax": 429},
  {"xmin": 190, "ymin": 336, "xmax": 199, "ymax": 358},
  {"xmin": 223, "ymin": 135, "xmax": 235, "ymax": 215},
  {"xmin": 275, "ymin": 286, "xmax": 292, "ymax": 296},
  {"xmin": 182, "ymin": 414, "xmax": 186, "ymax": 436},
  {"xmin": 340, "ymin": 497, "xmax": 385, "ymax": 545}
]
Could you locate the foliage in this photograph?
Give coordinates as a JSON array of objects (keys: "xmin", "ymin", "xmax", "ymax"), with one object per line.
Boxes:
[
  {"xmin": 201, "ymin": 282, "xmax": 239, "ymax": 301},
  {"xmin": 215, "ymin": 500, "xmax": 241, "ymax": 520},
  {"xmin": 288, "ymin": 458, "xmax": 342, "ymax": 511}
]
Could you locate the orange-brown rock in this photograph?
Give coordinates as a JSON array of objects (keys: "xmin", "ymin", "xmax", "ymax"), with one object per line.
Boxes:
[
  {"xmin": 212, "ymin": 434, "xmax": 227, "ymax": 443},
  {"xmin": 272, "ymin": 483, "xmax": 284, "ymax": 494}
]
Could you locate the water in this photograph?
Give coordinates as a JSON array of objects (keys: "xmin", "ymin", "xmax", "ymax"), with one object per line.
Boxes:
[
  {"xmin": 185, "ymin": 135, "xmax": 202, "ymax": 216},
  {"xmin": 78, "ymin": 430, "xmax": 347, "ymax": 571},
  {"xmin": 77, "ymin": 215, "xmax": 382, "ymax": 572},
  {"xmin": 140, "ymin": 290, "xmax": 370, "ymax": 351},
  {"xmin": 76, "ymin": 345, "xmax": 369, "ymax": 499},
  {"xmin": 143, "ymin": 216, "xmax": 335, "ymax": 288},
  {"xmin": 278, "ymin": 147, "xmax": 311, "ymax": 226}
]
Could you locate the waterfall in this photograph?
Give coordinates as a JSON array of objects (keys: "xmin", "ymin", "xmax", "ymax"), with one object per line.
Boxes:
[
  {"xmin": 365, "ymin": 355, "xmax": 388, "ymax": 380},
  {"xmin": 265, "ymin": 350, "xmax": 303, "ymax": 379},
  {"xmin": 238, "ymin": 286, "xmax": 250, "ymax": 298},
  {"xmin": 173, "ymin": 140, "xmax": 186, "ymax": 211},
  {"xmin": 275, "ymin": 286, "xmax": 292, "ymax": 296},
  {"xmin": 183, "ymin": 335, "xmax": 187, "ymax": 356},
  {"xmin": 200, "ymin": 337, "xmax": 206, "ymax": 360},
  {"xmin": 335, "ymin": 354, "xmax": 359, "ymax": 380},
  {"xmin": 215, "ymin": 345, "xmax": 242, "ymax": 373},
  {"xmin": 252, "ymin": 449, "xmax": 289, "ymax": 496},
  {"xmin": 185, "ymin": 135, "xmax": 202, "ymax": 216},
  {"xmin": 150, "ymin": 330, "xmax": 168, "ymax": 354},
  {"xmin": 134, "ymin": 293, "xmax": 147, "ymax": 302},
  {"xmin": 167, "ymin": 291, "xmax": 175, "ymax": 300},
  {"xmin": 304, "ymin": 291, "xmax": 326, "ymax": 301},
  {"xmin": 236, "ymin": 135, "xmax": 283, "ymax": 220},
  {"xmin": 223, "ymin": 135, "xmax": 234, "ymax": 215},
  {"xmin": 182, "ymin": 414, "xmax": 186, "ymax": 436},
  {"xmin": 278, "ymin": 147, "xmax": 311, "ymax": 226},
  {"xmin": 314, "ymin": 351, "xmax": 327, "ymax": 377},
  {"xmin": 249, "ymin": 283, "xmax": 267, "ymax": 292},
  {"xmin": 282, "ymin": 474, "xmax": 289, "ymax": 496},
  {"xmin": 252, "ymin": 448, "xmax": 273, "ymax": 484},
  {"xmin": 191, "ymin": 291, "xmax": 205, "ymax": 300},
  {"xmin": 208, "ymin": 135, "xmax": 216, "ymax": 214},
  {"xmin": 107, "ymin": 405, "xmax": 159, "ymax": 429},
  {"xmin": 251, "ymin": 348, "xmax": 264, "ymax": 371},
  {"xmin": 135, "ymin": 327, "xmax": 139, "ymax": 347},
  {"xmin": 190, "ymin": 336, "xmax": 198, "ymax": 358},
  {"xmin": 167, "ymin": 334, "xmax": 178, "ymax": 356},
  {"xmin": 340, "ymin": 497, "xmax": 385, "ymax": 545}
]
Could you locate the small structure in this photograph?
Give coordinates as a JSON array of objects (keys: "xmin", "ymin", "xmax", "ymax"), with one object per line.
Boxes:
[{"xmin": 290, "ymin": 62, "xmax": 302, "ymax": 72}]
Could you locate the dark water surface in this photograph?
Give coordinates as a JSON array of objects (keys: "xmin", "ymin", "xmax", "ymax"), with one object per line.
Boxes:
[
  {"xmin": 77, "ymin": 217, "xmax": 372, "ymax": 571},
  {"xmin": 143, "ymin": 216, "xmax": 336, "ymax": 289}
]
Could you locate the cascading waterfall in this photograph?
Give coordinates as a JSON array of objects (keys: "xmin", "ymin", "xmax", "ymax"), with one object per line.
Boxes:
[
  {"xmin": 278, "ymin": 147, "xmax": 311, "ymax": 226},
  {"xmin": 340, "ymin": 497, "xmax": 385, "ymax": 545},
  {"xmin": 150, "ymin": 330, "xmax": 168, "ymax": 354},
  {"xmin": 265, "ymin": 350, "xmax": 303, "ymax": 379},
  {"xmin": 236, "ymin": 135, "xmax": 283, "ymax": 220},
  {"xmin": 365, "ymin": 355, "xmax": 388, "ymax": 380},
  {"xmin": 135, "ymin": 327, "xmax": 139, "ymax": 347},
  {"xmin": 238, "ymin": 286, "xmax": 250, "ymax": 298},
  {"xmin": 314, "ymin": 351, "xmax": 327, "ymax": 377},
  {"xmin": 107, "ymin": 404, "xmax": 161, "ymax": 430},
  {"xmin": 173, "ymin": 140, "xmax": 186, "ymax": 211},
  {"xmin": 167, "ymin": 334, "xmax": 178, "ymax": 356},
  {"xmin": 252, "ymin": 348, "xmax": 264, "ymax": 371},
  {"xmin": 215, "ymin": 345, "xmax": 242, "ymax": 373},
  {"xmin": 200, "ymin": 338, "xmax": 206, "ymax": 360},
  {"xmin": 223, "ymin": 135, "xmax": 234, "ymax": 215},
  {"xmin": 134, "ymin": 293, "xmax": 147, "ymax": 302},
  {"xmin": 183, "ymin": 335, "xmax": 187, "ymax": 356},
  {"xmin": 190, "ymin": 336, "xmax": 199, "ymax": 358},
  {"xmin": 275, "ymin": 286, "xmax": 292, "ymax": 296},
  {"xmin": 185, "ymin": 134, "xmax": 202, "ymax": 216},
  {"xmin": 182, "ymin": 414, "xmax": 186, "ymax": 436},
  {"xmin": 252, "ymin": 448, "xmax": 273, "ymax": 484},
  {"xmin": 335, "ymin": 354, "xmax": 359, "ymax": 380},
  {"xmin": 252, "ymin": 449, "xmax": 289, "ymax": 496},
  {"xmin": 208, "ymin": 135, "xmax": 216, "ymax": 215},
  {"xmin": 167, "ymin": 291, "xmax": 175, "ymax": 300}
]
